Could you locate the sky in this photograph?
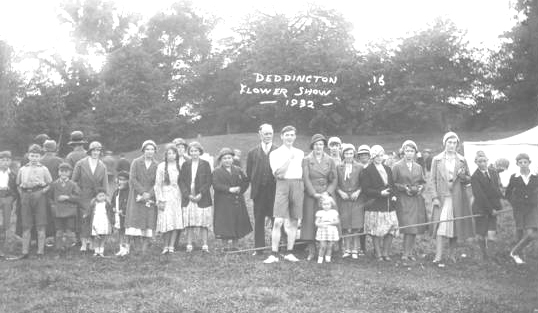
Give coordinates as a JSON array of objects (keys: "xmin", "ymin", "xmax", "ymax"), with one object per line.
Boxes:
[{"xmin": 0, "ymin": 0, "xmax": 518, "ymax": 73}]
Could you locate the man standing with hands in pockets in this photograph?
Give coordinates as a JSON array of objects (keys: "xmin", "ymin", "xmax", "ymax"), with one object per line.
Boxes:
[{"xmin": 263, "ymin": 126, "xmax": 304, "ymax": 263}]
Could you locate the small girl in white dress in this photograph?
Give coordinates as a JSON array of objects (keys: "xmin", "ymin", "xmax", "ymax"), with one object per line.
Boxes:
[
  {"xmin": 315, "ymin": 195, "xmax": 340, "ymax": 263},
  {"xmin": 91, "ymin": 188, "xmax": 113, "ymax": 257}
]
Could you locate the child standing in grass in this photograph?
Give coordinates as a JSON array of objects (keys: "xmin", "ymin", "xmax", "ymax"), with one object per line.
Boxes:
[
  {"xmin": 315, "ymin": 195, "xmax": 340, "ymax": 263},
  {"xmin": 49, "ymin": 163, "xmax": 80, "ymax": 252},
  {"xmin": 505, "ymin": 153, "xmax": 538, "ymax": 264},
  {"xmin": 470, "ymin": 151, "xmax": 503, "ymax": 261},
  {"xmin": 112, "ymin": 171, "xmax": 130, "ymax": 256},
  {"xmin": 17, "ymin": 144, "xmax": 53, "ymax": 258},
  {"xmin": 90, "ymin": 188, "xmax": 113, "ymax": 257}
]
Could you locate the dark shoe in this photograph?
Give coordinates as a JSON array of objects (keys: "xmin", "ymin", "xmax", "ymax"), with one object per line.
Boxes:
[{"xmin": 252, "ymin": 250, "xmax": 264, "ymax": 256}]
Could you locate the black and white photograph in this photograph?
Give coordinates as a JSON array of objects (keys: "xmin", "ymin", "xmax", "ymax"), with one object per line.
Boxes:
[{"xmin": 0, "ymin": 0, "xmax": 537, "ymax": 312}]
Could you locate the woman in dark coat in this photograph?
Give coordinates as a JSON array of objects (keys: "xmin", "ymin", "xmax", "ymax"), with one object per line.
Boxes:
[
  {"xmin": 362, "ymin": 145, "xmax": 398, "ymax": 261},
  {"xmin": 124, "ymin": 140, "xmax": 158, "ymax": 255},
  {"xmin": 392, "ymin": 140, "xmax": 427, "ymax": 261},
  {"xmin": 179, "ymin": 141, "xmax": 213, "ymax": 253},
  {"xmin": 212, "ymin": 148, "xmax": 252, "ymax": 251},
  {"xmin": 72, "ymin": 141, "xmax": 108, "ymax": 252},
  {"xmin": 301, "ymin": 134, "xmax": 337, "ymax": 261}
]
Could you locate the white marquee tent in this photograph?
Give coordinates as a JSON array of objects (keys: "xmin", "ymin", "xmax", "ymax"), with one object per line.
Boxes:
[{"xmin": 463, "ymin": 126, "xmax": 538, "ymax": 186}]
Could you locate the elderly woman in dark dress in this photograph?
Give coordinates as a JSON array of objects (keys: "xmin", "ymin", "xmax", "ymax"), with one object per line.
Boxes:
[
  {"xmin": 392, "ymin": 140, "xmax": 427, "ymax": 261},
  {"xmin": 212, "ymin": 148, "xmax": 252, "ymax": 251},
  {"xmin": 301, "ymin": 134, "xmax": 337, "ymax": 261}
]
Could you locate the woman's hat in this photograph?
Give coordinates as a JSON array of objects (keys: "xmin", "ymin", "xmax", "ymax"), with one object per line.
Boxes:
[
  {"xmin": 87, "ymin": 141, "xmax": 103, "ymax": 155},
  {"xmin": 442, "ymin": 132, "xmax": 459, "ymax": 146},
  {"xmin": 370, "ymin": 145, "xmax": 385, "ymax": 159},
  {"xmin": 0, "ymin": 151, "xmax": 12, "ymax": 159},
  {"xmin": 172, "ymin": 138, "xmax": 188, "ymax": 149},
  {"xmin": 188, "ymin": 141, "xmax": 204, "ymax": 155},
  {"xmin": 401, "ymin": 140, "xmax": 418, "ymax": 152},
  {"xmin": 341, "ymin": 143, "xmax": 356, "ymax": 155},
  {"xmin": 217, "ymin": 147, "xmax": 235, "ymax": 161},
  {"xmin": 140, "ymin": 140, "xmax": 157, "ymax": 152},
  {"xmin": 310, "ymin": 134, "xmax": 327, "ymax": 150},
  {"xmin": 357, "ymin": 144, "xmax": 370, "ymax": 155},
  {"xmin": 67, "ymin": 131, "xmax": 87, "ymax": 146}
]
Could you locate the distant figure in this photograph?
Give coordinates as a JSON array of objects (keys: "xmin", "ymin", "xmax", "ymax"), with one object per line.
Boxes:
[
  {"xmin": 172, "ymin": 138, "xmax": 190, "ymax": 168},
  {"xmin": 102, "ymin": 150, "xmax": 117, "ymax": 187},
  {"xmin": 115, "ymin": 153, "xmax": 131, "ymax": 174},
  {"xmin": 356, "ymin": 145, "xmax": 371, "ymax": 166},
  {"xmin": 328, "ymin": 137, "xmax": 342, "ymax": 166},
  {"xmin": 230, "ymin": 149, "xmax": 241, "ymax": 168},
  {"xmin": 40, "ymin": 140, "xmax": 63, "ymax": 243},
  {"xmin": 65, "ymin": 131, "xmax": 88, "ymax": 169},
  {"xmin": 0, "ymin": 151, "xmax": 17, "ymax": 258},
  {"xmin": 422, "ymin": 148, "xmax": 433, "ymax": 173}
]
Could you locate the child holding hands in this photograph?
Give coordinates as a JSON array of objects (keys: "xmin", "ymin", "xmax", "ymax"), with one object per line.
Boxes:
[{"xmin": 315, "ymin": 195, "xmax": 340, "ymax": 263}]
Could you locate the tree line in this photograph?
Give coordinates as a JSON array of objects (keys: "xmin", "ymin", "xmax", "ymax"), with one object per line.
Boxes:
[{"xmin": 0, "ymin": 0, "xmax": 537, "ymax": 155}]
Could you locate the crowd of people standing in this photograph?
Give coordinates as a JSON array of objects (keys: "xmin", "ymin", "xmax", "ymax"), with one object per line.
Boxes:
[{"xmin": 0, "ymin": 126, "xmax": 536, "ymax": 267}]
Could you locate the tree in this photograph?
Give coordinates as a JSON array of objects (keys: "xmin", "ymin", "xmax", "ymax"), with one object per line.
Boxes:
[
  {"xmin": 492, "ymin": 0, "xmax": 538, "ymax": 125},
  {"xmin": 365, "ymin": 18, "xmax": 480, "ymax": 132},
  {"xmin": 195, "ymin": 7, "xmax": 360, "ymax": 135}
]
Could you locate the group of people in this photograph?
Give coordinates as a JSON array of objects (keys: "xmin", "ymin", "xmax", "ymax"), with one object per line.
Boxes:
[{"xmin": 0, "ymin": 126, "xmax": 536, "ymax": 266}]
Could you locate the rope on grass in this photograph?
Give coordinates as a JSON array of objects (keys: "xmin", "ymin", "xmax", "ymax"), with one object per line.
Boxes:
[{"xmin": 225, "ymin": 208, "xmax": 513, "ymax": 255}]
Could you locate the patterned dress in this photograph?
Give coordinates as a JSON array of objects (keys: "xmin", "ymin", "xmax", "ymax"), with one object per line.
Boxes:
[
  {"xmin": 154, "ymin": 162, "xmax": 184, "ymax": 233},
  {"xmin": 315, "ymin": 209, "xmax": 340, "ymax": 241}
]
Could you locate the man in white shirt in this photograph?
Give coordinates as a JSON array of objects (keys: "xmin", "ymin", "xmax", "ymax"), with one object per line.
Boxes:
[{"xmin": 263, "ymin": 126, "xmax": 304, "ymax": 263}]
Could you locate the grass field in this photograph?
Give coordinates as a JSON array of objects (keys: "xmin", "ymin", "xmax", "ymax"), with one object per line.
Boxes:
[{"xmin": 1, "ymin": 130, "xmax": 538, "ymax": 313}]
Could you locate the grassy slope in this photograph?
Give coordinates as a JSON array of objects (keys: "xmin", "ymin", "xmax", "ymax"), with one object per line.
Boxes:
[{"xmin": 2, "ymin": 129, "xmax": 537, "ymax": 313}]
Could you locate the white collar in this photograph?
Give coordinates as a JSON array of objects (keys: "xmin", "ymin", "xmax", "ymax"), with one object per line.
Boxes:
[{"xmin": 514, "ymin": 171, "xmax": 532, "ymax": 178}]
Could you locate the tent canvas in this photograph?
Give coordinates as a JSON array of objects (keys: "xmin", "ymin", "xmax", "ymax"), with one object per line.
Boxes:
[{"xmin": 463, "ymin": 126, "xmax": 538, "ymax": 186}]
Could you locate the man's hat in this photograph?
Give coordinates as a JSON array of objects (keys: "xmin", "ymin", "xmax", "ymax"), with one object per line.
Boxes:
[
  {"xmin": 43, "ymin": 140, "xmax": 57, "ymax": 152},
  {"xmin": 67, "ymin": 131, "xmax": 87, "ymax": 146}
]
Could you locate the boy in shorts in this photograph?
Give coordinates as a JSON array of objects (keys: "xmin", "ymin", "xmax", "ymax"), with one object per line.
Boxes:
[{"xmin": 470, "ymin": 151, "xmax": 502, "ymax": 260}]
